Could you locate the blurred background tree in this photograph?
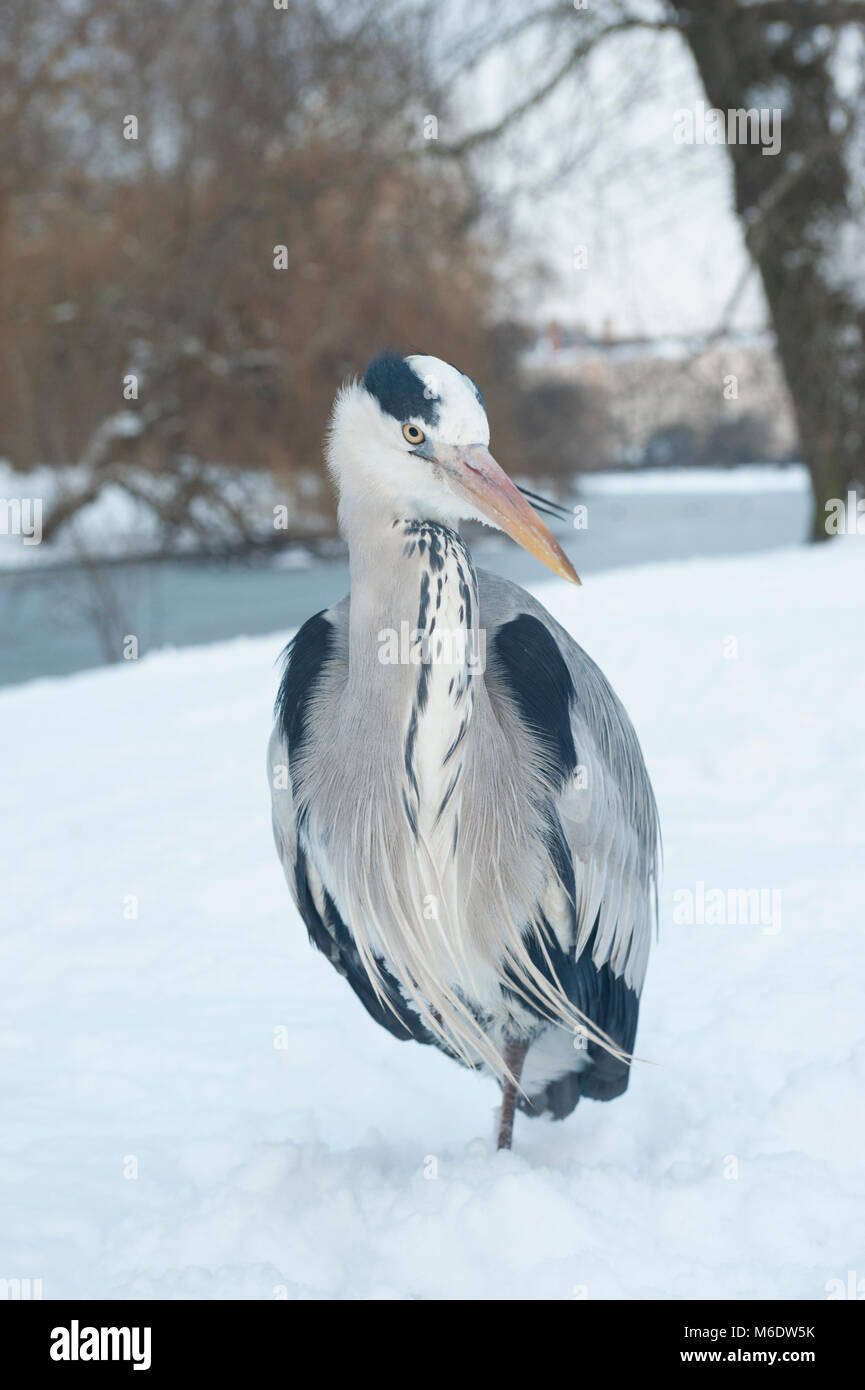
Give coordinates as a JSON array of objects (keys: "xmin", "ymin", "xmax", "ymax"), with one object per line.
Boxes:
[
  {"xmin": 439, "ymin": 0, "xmax": 865, "ymax": 540},
  {"xmin": 0, "ymin": 0, "xmax": 545, "ymax": 542},
  {"xmin": 1, "ymin": 0, "xmax": 861, "ymax": 549}
]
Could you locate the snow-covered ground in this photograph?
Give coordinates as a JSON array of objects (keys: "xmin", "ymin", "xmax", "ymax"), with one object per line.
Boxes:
[
  {"xmin": 577, "ymin": 462, "xmax": 809, "ymax": 495},
  {"xmin": 1, "ymin": 538, "xmax": 863, "ymax": 1300}
]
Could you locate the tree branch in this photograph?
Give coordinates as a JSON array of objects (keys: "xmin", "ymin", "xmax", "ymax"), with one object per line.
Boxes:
[
  {"xmin": 437, "ymin": 16, "xmax": 678, "ymax": 159},
  {"xmin": 732, "ymin": 1, "xmax": 865, "ymax": 29}
]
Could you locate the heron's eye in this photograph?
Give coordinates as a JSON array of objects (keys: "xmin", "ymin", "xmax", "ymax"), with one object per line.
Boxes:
[{"xmin": 403, "ymin": 423, "xmax": 425, "ymax": 445}]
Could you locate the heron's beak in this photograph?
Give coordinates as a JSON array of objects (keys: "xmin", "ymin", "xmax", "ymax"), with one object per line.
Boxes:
[{"xmin": 441, "ymin": 444, "xmax": 580, "ymax": 585}]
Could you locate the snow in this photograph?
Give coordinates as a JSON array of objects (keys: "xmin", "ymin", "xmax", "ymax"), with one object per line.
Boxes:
[
  {"xmin": 1, "ymin": 537, "xmax": 864, "ymax": 1300},
  {"xmin": 0, "ymin": 460, "xmax": 328, "ymax": 570},
  {"xmin": 577, "ymin": 463, "xmax": 810, "ymax": 495},
  {"xmin": 1, "ymin": 460, "xmax": 810, "ymax": 571}
]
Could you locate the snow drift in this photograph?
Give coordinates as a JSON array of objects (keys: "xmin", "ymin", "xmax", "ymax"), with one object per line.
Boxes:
[{"xmin": 1, "ymin": 538, "xmax": 863, "ymax": 1299}]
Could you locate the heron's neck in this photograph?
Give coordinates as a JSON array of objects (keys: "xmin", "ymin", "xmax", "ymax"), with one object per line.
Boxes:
[
  {"xmin": 345, "ymin": 512, "xmax": 479, "ymax": 669},
  {"xmin": 345, "ymin": 509, "xmax": 481, "ymax": 837}
]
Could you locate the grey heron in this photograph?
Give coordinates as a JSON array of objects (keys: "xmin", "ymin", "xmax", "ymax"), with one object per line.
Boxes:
[{"xmin": 269, "ymin": 351, "xmax": 659, "ymax": 1150}]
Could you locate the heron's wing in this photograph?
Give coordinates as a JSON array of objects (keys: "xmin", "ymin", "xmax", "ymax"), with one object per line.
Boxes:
[
  {"xmin": 479, "ymin": 568, "xmax": 660, "ymax": 1102},
  {"xmin": 268, "ymin": 605, "xmax": 433, "ymax": 1046}
]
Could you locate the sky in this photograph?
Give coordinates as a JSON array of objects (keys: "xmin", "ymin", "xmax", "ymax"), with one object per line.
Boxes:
[{"xmin": 448, "ymin": 14, "xmax": 770, "ymax": 339}]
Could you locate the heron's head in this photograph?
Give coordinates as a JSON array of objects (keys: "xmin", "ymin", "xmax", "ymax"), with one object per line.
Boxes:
[{"xmin": 327, "ymin": 350, "xmax": 579, "ymax": 583}]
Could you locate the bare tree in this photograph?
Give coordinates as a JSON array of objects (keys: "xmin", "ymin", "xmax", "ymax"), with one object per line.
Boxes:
[
  {"xmin": 434, "ymin": 0, "xmax": 865, "ymax": 538},
  {"xmin": 670, "ymin": 1, "xmax": 865, "ymax": 537},
  {"xmin": 0, "ymin": 0, "xmax": 527, "ymax": 546}
]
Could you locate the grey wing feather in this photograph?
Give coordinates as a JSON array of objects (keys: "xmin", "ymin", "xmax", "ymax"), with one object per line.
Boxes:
[
  {"xmin": 268, "ymin": 606, "xmax": 435, "ymax": 1046},
  {"xmin": 477, "ymin": 568, "xmax": 660, "ymax": 996}
]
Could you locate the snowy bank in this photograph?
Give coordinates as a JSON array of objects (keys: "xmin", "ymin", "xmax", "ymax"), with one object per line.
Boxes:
[
  {"xmin": 1, "ymin": 459, "xmax": 810, "ymax": 571},
  {"xmin": 0, "ymin": 458, "xmax": 329, "ymax": 571},
  {"xmin": 1, "ymin": 538, "xmax": 863, "ymax": 1299},
  {"xmin": 577, "ymin": 463, "xmax": 810, "ymax": 496}
]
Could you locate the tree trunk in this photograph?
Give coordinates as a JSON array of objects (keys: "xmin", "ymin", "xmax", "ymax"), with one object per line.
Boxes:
[{"xmin": 671, "ymin": 1, "xmax": 865, "ymax": 539}]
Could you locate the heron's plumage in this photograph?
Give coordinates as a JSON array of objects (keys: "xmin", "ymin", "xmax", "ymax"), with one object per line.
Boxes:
[{"xmin": 269, "ymin": 542, "xmax": 659, "ymax": 1114}]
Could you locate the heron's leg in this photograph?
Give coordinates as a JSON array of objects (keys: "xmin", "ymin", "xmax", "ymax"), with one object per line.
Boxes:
[{"xmin": 496, "ymin": 1038, "xmax": 528, "ymax": 1151}]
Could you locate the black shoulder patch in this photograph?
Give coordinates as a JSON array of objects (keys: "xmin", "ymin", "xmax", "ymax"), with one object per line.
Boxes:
[
  {"xmin": 275, "ymin": 609, "xmax": 334, "ymax": 763},
  {"xmin": 363, "ymin": 351, "xmax": 439, "ymax": 425},
  {"xmin": 494, "ymin": 614, "xmax": 577, "ymax": 782}
]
